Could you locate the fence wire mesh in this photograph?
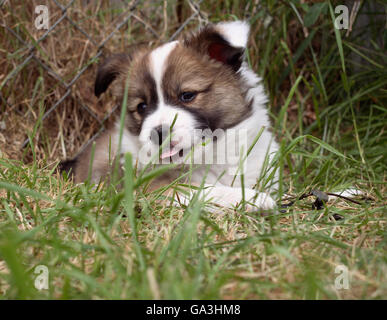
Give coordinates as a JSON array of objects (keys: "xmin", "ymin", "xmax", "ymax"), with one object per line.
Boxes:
[{"xmin": 0, "ymin": 0, "xmax": 207, "ymax": 162}]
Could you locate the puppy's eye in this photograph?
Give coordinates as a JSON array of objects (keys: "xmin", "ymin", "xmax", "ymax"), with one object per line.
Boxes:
[
  {"xmin": 179, "ymin": 92, "xmax": 197, "ymax": 103},
  {"xmin": 137, "ymin": 102, "xmax": 147, "ymax": 114}
]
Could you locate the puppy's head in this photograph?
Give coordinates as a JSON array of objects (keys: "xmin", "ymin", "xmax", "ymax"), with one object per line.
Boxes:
[{"xmin": 95, "ymin": 21, "xmax": 252, "ymax": 162}]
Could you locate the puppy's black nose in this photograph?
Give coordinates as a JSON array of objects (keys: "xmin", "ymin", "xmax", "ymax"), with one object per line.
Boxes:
[{"xmin": 150, "ymin": 126, "xmax": 169, "ymax": 146}]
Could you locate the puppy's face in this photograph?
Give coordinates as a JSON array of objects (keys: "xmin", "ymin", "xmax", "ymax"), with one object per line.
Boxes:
[{"xmin": 95, "ymin": 22, "xmax": 252, "ymax": 161}]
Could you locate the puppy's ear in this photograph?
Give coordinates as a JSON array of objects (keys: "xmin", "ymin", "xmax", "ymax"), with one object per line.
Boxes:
[
  {"xmin": 94, "ymin": 53, "xmax": 131, "ymax": 97},
  {"xmin": 184, "ymin": 21, "xmax": 250, "ymax": 72}
]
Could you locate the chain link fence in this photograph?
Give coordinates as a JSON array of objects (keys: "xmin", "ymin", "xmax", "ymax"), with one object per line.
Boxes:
[{"xmin": 0, "ymin": 0, "xmax": 206, "ymax": 161}]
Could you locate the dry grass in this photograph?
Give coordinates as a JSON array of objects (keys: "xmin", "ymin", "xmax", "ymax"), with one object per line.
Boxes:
[{"xmin": 0, "ymin": 0, "xmax": 205, "ymax": 162}]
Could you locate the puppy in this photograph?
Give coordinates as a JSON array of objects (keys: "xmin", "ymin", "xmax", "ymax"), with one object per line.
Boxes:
[{"xmin": 60, "ymin": 21, "xmax": 279, "ymax": 211}]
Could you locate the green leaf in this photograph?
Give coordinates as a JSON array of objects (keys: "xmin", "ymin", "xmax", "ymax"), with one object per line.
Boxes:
[{"xmin": 304, "ymin": 3, "xmax": 327, "ymax": 27}]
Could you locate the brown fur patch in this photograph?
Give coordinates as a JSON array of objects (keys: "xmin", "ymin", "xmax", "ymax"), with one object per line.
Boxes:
[
  {"xmin": 162, "ymin": 43, "xmax": 252, "ymax": 130},
  {"xmin": 64, "ymin": 126, "xmax": 118, "ymax": 183},
  {"xmin": 182, "ymin": 24, "xmax": 245, "ymax": 72},
  {"xmin": 111, "ymin": 50, "xmax": 161, "ymax": 136}
]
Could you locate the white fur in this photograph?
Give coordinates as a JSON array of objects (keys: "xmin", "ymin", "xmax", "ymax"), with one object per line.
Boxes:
[
  {"xmin": 138, "ymin": 104, "xmax": 201, "ymax": 164},
  {"xmin": 150, "ymin": 41, "xmax": 178, "ymax": 104},
  {"xmin": 216, "ymin": 21, "xmax": 250, "ymax": 48},
  {"xmin": 179, "ymin": 185, "xmax": 277, "ymax": 212}
]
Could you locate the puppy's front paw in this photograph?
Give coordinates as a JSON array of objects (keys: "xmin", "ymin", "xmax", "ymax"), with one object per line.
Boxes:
[
  {"xmin": 205, "ymin": 186, "xmax": 277, "ymax": 211},
  {"xmin": 245, "ymin": 191, "xmax": 276, "ymax": 211}
]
